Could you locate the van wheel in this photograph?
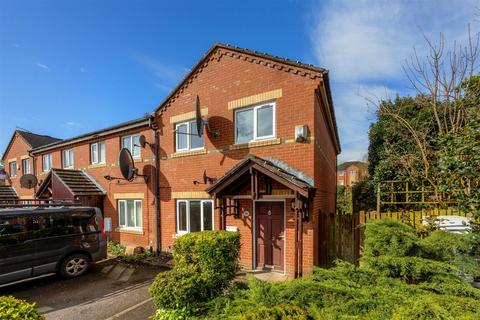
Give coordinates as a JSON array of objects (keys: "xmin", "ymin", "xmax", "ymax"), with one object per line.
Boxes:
[{"xmin": 60, "ymin": 254, "xmax": 90, "ymax": 278}]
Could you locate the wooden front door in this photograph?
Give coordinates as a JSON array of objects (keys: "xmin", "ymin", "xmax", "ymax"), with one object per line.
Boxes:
[{"xmin": 255, "ymin": 201, "xmax": 284, "ymax": 272}]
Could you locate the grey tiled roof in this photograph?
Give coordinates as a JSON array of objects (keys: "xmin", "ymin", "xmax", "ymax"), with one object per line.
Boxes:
[{"xmin": 16, "ymin": 130, "xmax": 61, "ymax": 148}]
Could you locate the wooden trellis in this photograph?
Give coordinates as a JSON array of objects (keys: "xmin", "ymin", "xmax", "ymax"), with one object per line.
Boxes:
[{"xmin": 376, "ymin": 180, "xmax": 457, "ymax": 212}]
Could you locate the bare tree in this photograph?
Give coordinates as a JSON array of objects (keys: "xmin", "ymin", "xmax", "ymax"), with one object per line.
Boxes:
[{"xmin": 371, "ymin": 26, "xmax": 480, "ymax": 205}]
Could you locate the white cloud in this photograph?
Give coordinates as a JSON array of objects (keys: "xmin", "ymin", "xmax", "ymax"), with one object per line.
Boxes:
[
  {"xmin": 135, "ymin": 53, "xmax": 187, "ymax": 90},
  {"xmin": 64, "ymin": 121, "xmax": 83, "ymax": 128},
  {"xmin": 35, "ymin": 63, "xmax": 49, "ymax": 70},
  {"xmin": 311, "ymin": 0, "xmax": 479, "ymax": 161}
]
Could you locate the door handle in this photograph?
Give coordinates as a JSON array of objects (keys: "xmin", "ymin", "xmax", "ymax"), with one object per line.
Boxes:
[
  {"xmin": 23, "ymin": 239, "xmax": 33, "ymax": 244},
  {"xmin": 278, "ymin": 235, "xmax": 285, "ymax": 240}
]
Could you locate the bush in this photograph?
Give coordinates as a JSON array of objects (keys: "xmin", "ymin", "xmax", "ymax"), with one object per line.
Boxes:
[
  {"xmin": 149, "ymin": 264, "xmax": 210, "ymax": 309},
  {"xmin": 239, "ymin": 304, "xmax": 308, "ymax": 320},
  {"xmin": 0, "ymin": 296, "xmax": 44, "ymax": 320},
  {"xmin": 151, "ymin": 308, "xmax": 191, "ymax": 320},
  {"xmin": 363, "ymin": 219, "xmax": 420, "ymax": 257},
  {"xmin": 173, "ymin": 230, "xmax": 240, "ymax": 282},
  {"xmin": 149, "ymin": 231, "xmax": 240, "ymax": 312},
  {"xmin": 107, "ymin": 241, "xmax": 125, "ymax": 256}
]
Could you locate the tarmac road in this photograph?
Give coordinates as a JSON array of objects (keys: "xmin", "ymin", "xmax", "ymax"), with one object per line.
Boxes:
[{"xmin": 0, "ymin": 260, "xmax": 166, "ymax": 320}]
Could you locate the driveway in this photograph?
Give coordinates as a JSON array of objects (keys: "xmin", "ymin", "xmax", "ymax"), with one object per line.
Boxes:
[{"xmin": 1, "ymin": 260, "xmax": 166, "ymax": 320}]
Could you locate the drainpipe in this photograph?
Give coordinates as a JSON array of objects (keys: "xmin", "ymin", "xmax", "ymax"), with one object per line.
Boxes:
[
  {"xmin": 28, "ymin": 150, "xmax": 37, "ymax": 195},
  {"xmin": 149, "ymin": 115, "xmax": 162, "ymax": 255}
]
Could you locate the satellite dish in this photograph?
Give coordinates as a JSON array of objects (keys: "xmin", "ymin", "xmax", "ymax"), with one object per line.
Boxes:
[
  {"xmin": 20, "ymin": 174, "xmax": 38, "ymax": 189},
  {"xmin": 195, "ymin": 95, "xmax": 204, "ymax": 137},
  {"xmin": 139, "ymin": 135, "xmax": 147, "ymax": 148},
  {"xmin": 119, "ymin": 148, "xmax": 136, "ymax": 181}
]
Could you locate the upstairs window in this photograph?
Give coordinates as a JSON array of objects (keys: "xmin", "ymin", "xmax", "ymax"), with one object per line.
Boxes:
[
  {"xmin": 62, "ymin": 149, "xmax": 74, "ymax": 169},
  {"xmin": 22, "ymin": 158, "xmax": 31, "ymax": 174},
  {"xmin": 121, "ymin": 134, "xmax": 141, "ymax": 158},
  {"xmin": 350, "ymin": 170, "xmax": 356, "ymax": 176},
  {"xmin": 176, "ymin": 200, "xmax": 213, "ymax": 234},
  {"xmin": 91, "ymin": 141, "xmax": 106, "ymax": 164},
  {"xmin": 175, "ymin": 120, "xmax": 204, "ymax": 152},
  {"xmin": 235, "ymin": 102, "xmax": 275, "ymax": 144},
  {"xmin": 9, "ymin": 162, "xmax": 17, "ymax": 177},
  {"xmin": 43, "ymin": 154, "xmax": 52, "ymax": 172},
  {"xmin": 339, "ymin": 170, "xmax": 344, "ymax": 176}
]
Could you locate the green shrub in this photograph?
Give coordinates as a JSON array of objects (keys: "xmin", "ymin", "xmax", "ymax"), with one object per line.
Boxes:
[
  {"xmin": 363, "ymin": 255, "xmax": 457, "ymax": 283},
  {"xmin": 363, "ymin": 219, "xmax": 420, "ymax": 257},
  {"xmin": 151, "ymin": 308, "xmax": 191, "ymax": 320},
  {"xmin": 0, "ymin": 296, "xmax": 44, "ymax": 320},
  {"xmin": 107, "ymin": 241, "xmax": 126, "ymax": 257},
  {"xmin": 173, "ymin": 230, "xmax": 240, "ymax": 282},
  {"xmin": 419, "ymin": 231, "xmax": 480, "ymax": 276},
  {"xmin": 239, "ymin": 304, "xmax": 308, "ymax": 320},
  {"xmin": 149, "ymin": 231, "xmax": 241, "ymax": 312},
  {"xmin": 149, "ymin": 264, "xmax": 207, "ymax": 310}
]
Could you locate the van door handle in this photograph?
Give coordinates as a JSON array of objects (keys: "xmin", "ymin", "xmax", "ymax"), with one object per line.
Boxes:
[{"xmin": 23, "ymin": 240, "xmax": 33, "ymax": 244}]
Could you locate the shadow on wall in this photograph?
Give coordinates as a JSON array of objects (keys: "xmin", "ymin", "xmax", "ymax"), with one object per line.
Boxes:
[{"xmin": 207, "ymin": 115, "xmax": 250, "ymax": 166}]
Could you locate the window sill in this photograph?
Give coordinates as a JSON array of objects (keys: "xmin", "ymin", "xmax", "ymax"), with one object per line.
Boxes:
[
  {"xmin": 88, "ymin": 163, "xmax": 107, "ymax": 169},
  {"xmin": 115, "ymin": 227, "xmax": 143, "ymax": 235},
  {"xmin": 170, "ymin": 149, "xmax": 207, "ymax": 158},
  {"xmin": 133, "ymin": 157, "xmax": 143, "ymax": 163},
  {"xmin": 229, "ymin": 138, "xmax": 281, "ymax": 151}
]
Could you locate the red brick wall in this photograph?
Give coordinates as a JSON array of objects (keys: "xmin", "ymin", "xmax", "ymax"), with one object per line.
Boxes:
[
  {"xmin": 2, "ymin": 133, "xmax": 36, "ymax": 199},
  {"xmin": 31, "ymin": 125, "xmax": 157, "ymax": 248},
  {"xmin": 154, "ymin": 48, "xmax": 336, "ymax": 277}
]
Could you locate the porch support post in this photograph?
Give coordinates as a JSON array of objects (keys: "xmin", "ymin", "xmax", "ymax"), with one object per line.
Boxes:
[
  {"xmin": 298, "ymin": 197, "xmax": 304, "ymax": 277},
  {"xmin": 220, "ymin": 197, "xmax": 226, "ymax": 230},
  {"xmin": 250, "ymin": 167, "xmax": 258, "ymax": 200}
]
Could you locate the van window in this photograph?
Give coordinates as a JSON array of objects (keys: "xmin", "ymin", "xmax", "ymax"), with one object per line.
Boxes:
[
  {"xmin": 0, "ymin": 215, "xmax": 30, "ymax": 245},
  {"xmin": 29, "ymin": 210, "xmax": 98, "ymax": 238}
]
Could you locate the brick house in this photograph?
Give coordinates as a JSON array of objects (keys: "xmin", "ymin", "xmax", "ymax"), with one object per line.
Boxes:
[
  {"xmin": 1, "ymin": 44, "xmax": 340, "ymax": 278},
  {"xmin": 336, "ymin": 161, "xmax": 368, "ymax": 187}
]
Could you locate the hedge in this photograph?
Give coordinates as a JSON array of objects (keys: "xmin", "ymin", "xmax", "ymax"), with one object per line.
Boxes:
[
  {"xmin": 149, "ymin": 230, "xmax": 240, "ymax": 311},
  {"xmin": 0, "ymin": 296, "xmax": 44, "ymax": 320}
]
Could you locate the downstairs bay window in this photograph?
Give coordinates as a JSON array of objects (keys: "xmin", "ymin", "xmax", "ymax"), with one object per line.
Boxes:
[{"xmin": 176, "ymin": 200, "xmax": 213, "ymax": 234}]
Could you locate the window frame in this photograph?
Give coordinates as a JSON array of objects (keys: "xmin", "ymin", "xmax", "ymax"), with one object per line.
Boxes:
[
  {"xmin": 121, "ymin": 134, "xmax": 141, "ymax": 158},
  {"xmin": 62, "ymin": 149, "xmax": 74, "ymax": 169},
  {"xmin": 90, "ymin": 141, "xmax": 106, "ymax": 164},
  {"xmin": 22, "ymin": 158, "xmax": 31, "ymax": 175},
  {"xmin": 234, "ymin": 102, "xmax": 276, "ymax": 144},
  {"xmin": 339, "ymin": 170, "xmax": 344, "ymax": 176},
  {"xmin": 42, "ymin": 154, "xmax": 52, "ymax": 172},
  {"xmin": 117, "ymin": 199, "xmax": 142, "ymax": 230},
  {"xmin": 350, "ymin": 170, "xmax": 356, "ymax": 176},
  {"xmin": 176, "ymin": 199, "xmax": 214, "ymax": 235},
  {"xmin": 175, "ymin": 120, "xmax": 205, "ymax": 152},
  {"xmin": 9, "ymin": 162, "xmax": 17, "ymax": 177}
]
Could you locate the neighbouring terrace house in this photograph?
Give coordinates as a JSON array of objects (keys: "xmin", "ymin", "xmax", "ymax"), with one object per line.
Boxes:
[
  {"xmin": 336, "ymin": 161, "xmax": 368, "ymax": 187},
  {"xmin": 1, "ymin": 44, "xmax": 340, "ymax": 278}
]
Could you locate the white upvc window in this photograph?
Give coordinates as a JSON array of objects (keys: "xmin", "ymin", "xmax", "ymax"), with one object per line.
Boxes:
[
  {"xmin": 176, "ymin": 199, "xmax": 214, "ymax": 234},
  {"xmin": 118, "ymin": 199, "xmax": 142, "ymax": 230},
  {"xmin": 62, "ymin": 149, "xmax": 74, "ymax": 169},
  {"xmin": 121, "ymin": 134, "xmax": 141, "ymax": 158},
  {"xmin": 22, "ymin": 158, "xmax": 31, "ymax": 174},
  {"xmin": 339, "ymin": 170, "xmax": 344, "ymax": 176},
  {"xmin": 175, "ymin": 120, "xmax": 204, "ymax": 152},
  {"xmin": 42, "ymin": 154, "xmax": 52, "ymax": 172},
  {"xmin": 235, "ymin": 102, "xmax": 275, "ymax": 144},
  {"xmin": 91, "ymin": 141, "xmax": 106, "ymax": 164},
  {"xmin": 350, "ymin": 170, "xmax": 356, "ymax": 176},
  {"xmin": 9, "ymin": 162, "xmax": 17, "ymax": 177}
]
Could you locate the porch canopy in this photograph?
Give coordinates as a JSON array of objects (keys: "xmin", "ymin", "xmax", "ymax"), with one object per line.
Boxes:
[{"xmin": 206, "ymin": 155, "xmax": 315, "ymax": 277}]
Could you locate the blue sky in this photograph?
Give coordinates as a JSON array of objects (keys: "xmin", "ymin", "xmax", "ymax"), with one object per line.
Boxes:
[{"xmin": 0, "ymin": 0, "xmax": 478, "ymax": 162}]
